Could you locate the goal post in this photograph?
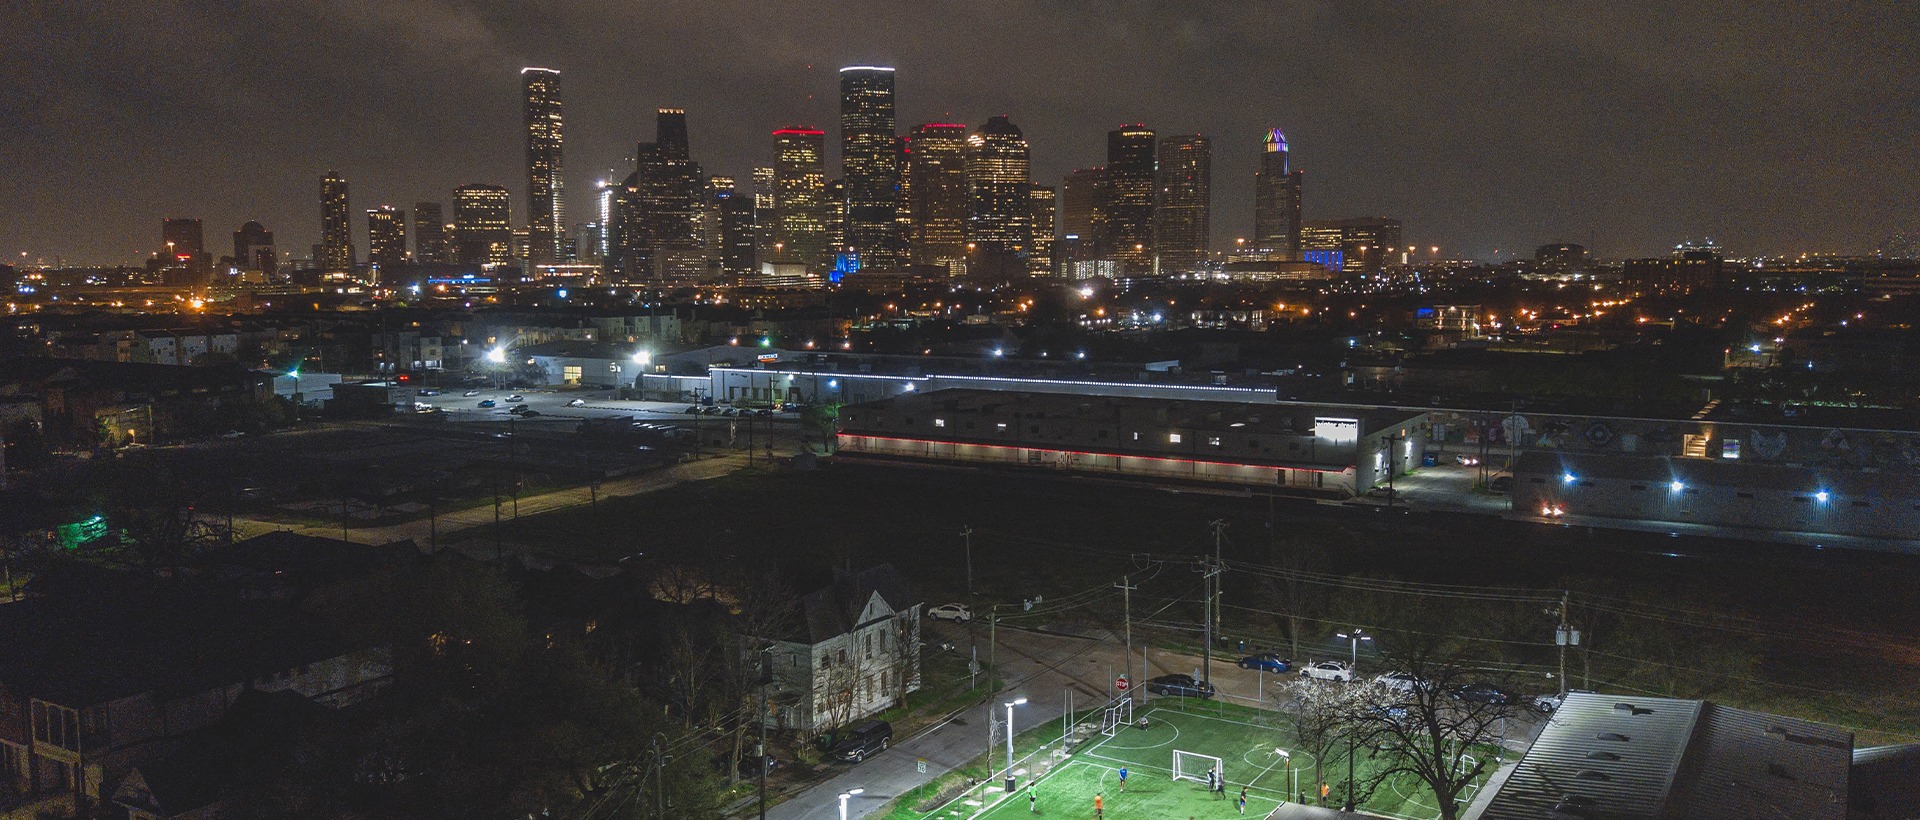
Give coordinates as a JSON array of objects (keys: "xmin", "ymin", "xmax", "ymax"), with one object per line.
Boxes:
[
  {"xmin": 1100, "ymin": 698, "xmax": 1134, "ymax": 736},
  {"xmin": 1171, "ymin": 750, "xmax": 1224, "ymax": 785}
]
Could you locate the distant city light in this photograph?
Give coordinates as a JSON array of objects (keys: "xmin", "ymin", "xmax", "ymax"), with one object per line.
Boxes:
[{"xmin": 1563, "ymin": 472, "xmax": 1577, "ymax": 484}]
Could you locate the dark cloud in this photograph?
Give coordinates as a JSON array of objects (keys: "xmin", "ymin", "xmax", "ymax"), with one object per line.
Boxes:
[{"xmin": 3, "ymin": 1, "xmax": 1916, "ymax": 264}]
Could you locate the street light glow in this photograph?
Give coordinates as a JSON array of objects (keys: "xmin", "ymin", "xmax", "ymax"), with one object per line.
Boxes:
[
  {"xmin": 632, "ymin": 349, "xmax": 652, "ymax": 366},
  {"xmin": 485, "ymin": 347, "xmax": 507, "ymax": 364},
  {"xmin": 1563, "ymin": 472, "xmax": 1577, "ymax": 484}
]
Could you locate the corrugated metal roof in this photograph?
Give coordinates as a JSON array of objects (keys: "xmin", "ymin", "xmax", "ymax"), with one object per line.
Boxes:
[
  {"xmin": 1479, "ymin": 693, "xmax": 1703, "ymax": 818},
  {"xmin": 1668, "ymin": 703, "xmax": 1850, "ymax": 819},
  {"xmin": 1477, "ymin": 693, "xmax": 1854, "ymax": 819}
]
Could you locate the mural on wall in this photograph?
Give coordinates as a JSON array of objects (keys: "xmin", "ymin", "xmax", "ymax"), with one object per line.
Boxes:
[
  {"xmin": 1749, "ymin": 428, "xmax": 1789, "ymax": 461},
  {"xmin": 1582, "ymin": 421, "xmax": 1615, "ymax": 449}
]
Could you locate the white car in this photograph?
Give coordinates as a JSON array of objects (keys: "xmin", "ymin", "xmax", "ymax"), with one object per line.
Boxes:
[
  {"xmin": 506, "ymin": 394, "xmax": 525, "ymax": 402},
  {"xmin": 1532, "ymin": 692, "xmax": 1567, "ymax": 713},
  {"xmin": 1301, "ymin": 660, "xmax": 1355, "ymax": 682},
  {"xmin": 1374, "ymin": 671, "xmax": 1429, "ymax": 694},
  {"xmin": 567, "ymin": 398, "xmax": 586, "ymax": 407},
  {"xmin": 926, "ymin": 603, "xmax": 972, "ymax": 622}
]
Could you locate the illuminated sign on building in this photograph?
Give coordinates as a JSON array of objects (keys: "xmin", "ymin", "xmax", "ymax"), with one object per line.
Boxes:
[{"xmin": 1313, "ymin": 417, "xmax": 1360, "ymax": 443}]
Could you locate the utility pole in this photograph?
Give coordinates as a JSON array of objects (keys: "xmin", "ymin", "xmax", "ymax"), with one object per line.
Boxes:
[
  {"xmin": 1555, "ymin": 590, "xmax": 1578, "ymax": 697},
  {"xmin": 1203, "ymin": 519, "xmax": 1226, "ymax": 685},
  {"xmin": 961, "ymin": 526, "xmax": 974, "ymax": 597},
  {"xmin": 1115, "ymin": 575, "xmax": 1137, "ymax": 697},
  {"xmin": 758, "ymin": 649, "xmax": 770, "ymax": 820}
]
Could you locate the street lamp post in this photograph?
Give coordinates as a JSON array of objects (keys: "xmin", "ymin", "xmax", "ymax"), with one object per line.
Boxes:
[
  {"xmin": 1335, "ymin": 629, "xmax": 1372, "ymax": 669},
  {"xmin": 837, "ymin": 788, "xmax": 864, "ymax": 820},
  {"xmin": 1003, "ymin": 698, "xmax": 1027, "ymax": 791}
]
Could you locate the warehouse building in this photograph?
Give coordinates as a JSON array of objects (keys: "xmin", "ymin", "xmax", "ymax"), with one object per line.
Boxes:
[{"xmin": 837, "ymin": 389, "xmax": 1426, "ymax": 496}]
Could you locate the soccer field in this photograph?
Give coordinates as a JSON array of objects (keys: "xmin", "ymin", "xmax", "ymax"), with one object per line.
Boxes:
[{"xmin": 925, "ymin": 701, "xmax": 1483, "ymax": 820}]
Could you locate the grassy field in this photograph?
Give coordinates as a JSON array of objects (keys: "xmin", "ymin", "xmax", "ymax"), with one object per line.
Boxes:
[{"xmin": 910, "ymin": 701, "xmax": 1486, "ymax": 820}]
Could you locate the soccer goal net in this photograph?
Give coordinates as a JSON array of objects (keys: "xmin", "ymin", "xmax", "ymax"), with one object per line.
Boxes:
[
  {"xmin": 1100, "ymin": 698, "xmax": 1134, "ymax": 736},
  {"xmin": 1172, "ymin": 750, "xmax": 1224, "ymax": 785}
]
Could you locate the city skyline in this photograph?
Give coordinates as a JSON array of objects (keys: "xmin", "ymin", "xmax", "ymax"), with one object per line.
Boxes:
[{"xmin": 4, "ymin": 3, "xmax": 1917, "ymax": 265}]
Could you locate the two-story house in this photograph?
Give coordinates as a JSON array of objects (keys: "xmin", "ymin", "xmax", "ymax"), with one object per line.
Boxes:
[{"xmin": 754, "ymin": 565, "xmax": 921, "ymax": 734}]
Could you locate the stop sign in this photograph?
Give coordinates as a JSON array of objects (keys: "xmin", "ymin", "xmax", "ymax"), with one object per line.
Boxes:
[{"xmin": 1115, "ymin": 675, "xmax": 1130, "ymax": 691}]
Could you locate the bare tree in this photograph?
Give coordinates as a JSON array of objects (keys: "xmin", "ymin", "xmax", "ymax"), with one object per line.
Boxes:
[
  {"xmin": 1280, "ymin": 677, "xmax": 1376, "ymax": 807},
  {"xmin": 1344, "ymin": 644, "xmax": 1523, "ymax": 820},
  {"xmin": 1259, "ymin": 525, "xmax": 1338, "ymax": 660}
]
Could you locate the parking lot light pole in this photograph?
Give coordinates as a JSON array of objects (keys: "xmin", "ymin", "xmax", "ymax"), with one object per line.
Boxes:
[
  {"xmin": 837, "ymin": 788, "xmax": 863, "ymax": 820},
  {"xmin": 1336, "ymin": 629, "xmax": 1371, "ymax": 669},
  {"xmin": 1004, "ymin": 698, "xmax": 1027, "ymax": 791}
]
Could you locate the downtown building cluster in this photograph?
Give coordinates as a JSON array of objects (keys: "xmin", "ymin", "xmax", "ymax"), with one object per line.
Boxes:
[{"xmin": 131, "ymin": 64, "xmax": 1426, "ymax": 296}]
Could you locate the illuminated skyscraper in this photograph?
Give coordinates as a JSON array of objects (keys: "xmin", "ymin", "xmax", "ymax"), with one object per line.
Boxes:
[
  {"xmin": 751, "ymin": 166, "xmax": 776, "ymax": 261},
  {"xmin": 453, "ymin": 184, "xmax": 512, "ymax": 266},
  {"xmin": 1253, "ymin": 128, "xmax": 1302, "ymax": 254},
  {"xmin": 715, "ymin": 183, "xmax": 757, "ymax": 277},
  {"xmin": 907, "ymin": 123, "xmax": 969, "ymax": 271},
  {"xmin": 965, "ymin": 115, "xmax": 1032, "ymax": 277},
  {"xmin": 839, "ymin": 66, "xmax": 903, "ymax": 271},
  {"xmin": 319, "ymin": 172, "xmax": 353, "ymax": 274},
  {"xmin": 1028, "ymin": 184, "xmax": 1057, "ymax": 276},
  {"xmin": 413, "ymin": 202, "xmax": 447, "ymax": 264},
  {"xmin": 522, "ymin": 67, "xmax": 565, "ymax": 265},
  {"xmin": 1102, "ymin": 125, "xmax": 1156, "ymax": 269},
  {"xmin": 773, "ymin": 127, "xmax": 829, "ymax": 269},
  {"xmin": 366, "ymin": 206, "xmax": 408, "ymax": 272},
  {"xmin": 1152, "ymin": 134, "xmax": 1211, "ymax": 275},
  {"xmin": 635, "ymin": 109, "xmax": 704, "ymax": 279}
]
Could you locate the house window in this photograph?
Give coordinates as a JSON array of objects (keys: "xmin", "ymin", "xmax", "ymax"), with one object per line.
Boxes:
[
  {"xmin": 562, "ymin": 365, "xmax": 583, "ymax": 383},
  {"xmin": 609, "ymin": 363, "xmax": 621, "ymax": 372},
  {"xmin": 838, "ymin": 649, "xmax": 848, "ymax": 665},
  {"xmin": 1207, "ymin": 436, "xmax": 1222, "ymax": 447},
  {"xmin": 1169, "ymin": 433, "xmax": 1183, "ymax": 444},
  {"xmin": 934, "ymin": 418, "xmax": 945, "ymax": 428},
  {"xmin": 996, "ymin": 422, "xmax": 1008, "ymax": 431},
  {"xmin": 1132, "ymin": 432, "xmax": 1141, "ymax": 441},
  {"xmin": 31, "ymin": 702, "xmax": 77, "ymax": 751}
]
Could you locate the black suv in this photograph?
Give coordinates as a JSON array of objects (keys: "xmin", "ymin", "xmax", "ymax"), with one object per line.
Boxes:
[
  {"xmin": 1145, "ymin": 673, "xmax": 1217, "ymax": 699},
  {"xmin": 828, "ymin": 719, "xmax": 893, "ymax": 763}
]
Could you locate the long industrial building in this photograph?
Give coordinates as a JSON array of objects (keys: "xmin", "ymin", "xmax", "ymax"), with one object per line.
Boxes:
[{"xmin": 836, "ymin": 388, "xmax": 1426, "ymax": 496}]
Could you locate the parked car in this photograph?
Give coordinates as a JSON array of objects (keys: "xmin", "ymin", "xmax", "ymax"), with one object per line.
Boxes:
[
  {"xmin": 1365, "ymin": 485, "xmax": 1398, "ymax": 500},
  {"xmin": 737, "ymin": 754, "xmax": 779, "ymax": 777},
  {"xmin": 505, "ymin": 394, "xmax": 525, "ymax": 403},
  {"xmin": 1235, "ymin": 653, "xmax": 1292, "ymax": 674},
  {"xmin": 1374, "ymin": 672, "xmax": 1430, "ymax": 694},
  {"xmin": 567, "ymin": 398, "xmax": 586, "ymax": 407},
  {"xmin": 828, "ymin": 719, "xmax": 893, "ymax": 763},
  {"xmin": 1489, "ymin": 475, "xmax": 1515, "ymax": 493},
  {"xmin": 685, "ymin": 406, "xmax": 702, "ymax": 414},
  {"xmin": 1145, "ymin": 673, "xmax": 1217, "ymax": 699},
  {"xmin": 1451, "ymin": 682, "xmax": 1516, "ymax": 706},
  {"xmin": 927, "ymin": 603, "xmax": 972, "ymax": 622},
  {"xmin": 463, "ymin": 390, "xmax": 481, "ymax": 397},
  {"xmin": 516, "ymin": 409, "xmax": 541, "ymax": 418},
  {"xmin": 1300, "ymin": 660, "xmax": 1355, "ymax": 682},
  {"xmin": 477, "ymin": 399, "xmax": 497, "ymax": 408},
  {"xmin": 508, "ymin": 405, "xmax": 531, "ymax": 415},
  {"xmin": 417, "ymin": 388, "xmax": 441, "ymax": 396},
  {"xmin": 1531, "ymin": 692, "xmax": 1574, "ymax": 713}
]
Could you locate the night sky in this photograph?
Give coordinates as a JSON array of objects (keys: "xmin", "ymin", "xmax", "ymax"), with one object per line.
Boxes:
[{"xmin": 5, "ymin": 2, "xmax": 1917, "ymax": 266}]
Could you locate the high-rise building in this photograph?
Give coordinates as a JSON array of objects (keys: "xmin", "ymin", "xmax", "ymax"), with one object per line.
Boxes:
[
  {"xmin": 1060, "ymin": 167, "xmax": 1106, "ymax": 245},
  {"xmin": 319, "ymin": 172, "xmax": 353, "ymax": 274},
  {"xmin": 1102, "ymin": 125, "xmax": 1156, "ymax": 269},
  {"xmin": 453, "ymin": 184, "xmax": 513, "ymax": 266},
  {"xmin": 907, "ymin": 123, "xmax": 969, "ymax": 272},
  {"xmin": 1152, "ymin": 134, "xmax": 1211, "ymax": 276},
  {"xmin": 232, "ymin": 220, "xmax": 276, "ymax": 276},
  {"xmin": 1028, "ymin": 184, "xmax": 1057, "ymax": 277},
  {"xmin": 750, "ymin": 166, "xmax": 776, "ymax": 262},
  {"xmin": 366, "ymin": 206, "xmax": 408, "ymax": 271},
  {"xmin": 715, "ymin": 184, "xmax": 757, "ymax": 277},
  {"xmin": 1535, "ymin": 243, "xmax": 1589, "ymax": 277},
  {"xmin": 1253, "ymin": 128, "xmax": 1303, "ymax": 254},
  {"xmin": 161, "ymin": 218, "xmax": 208, "ymax": 286},
  {"xmin": 637, "ymin": 109, "xmax": 704, "ymax": 279},
  {"xmin": 839, "ymin": 66, "xmax": 903, "ymax": 272},
  {"xmin": 965, "ymin": 115, "xmax": 1032, "ymax": 278},
  {"xmin": 413, "ymin": 202, "xmax": 447, "ymax": 264},
  {"xmin": 773, "ymin": 127, "xmax": 829, "ymax": 270},
  {"xmin": 1301, "ymin": 217, "xmax": 1402, "ymax": 273},
  {"xmin": 522, "ymin": 67, "xmax": 565, "ymax": 265}
]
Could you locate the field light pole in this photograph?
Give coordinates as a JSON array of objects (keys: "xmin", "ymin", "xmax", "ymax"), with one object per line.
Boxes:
[
  {"xmin": 1275, "ymin": 749, "xmax": 1293, "ymax": 801},
  {"xmin": 1003, "ymin": 698, "xmax": 1027, "ymax": 791},
  {"xmin": 837, "ymin": 788, "xmax": 863, "ymax": 820},
  {"xmin": 1336, "ymin": 629, "xmax": 1372, "ymax": 668}
]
